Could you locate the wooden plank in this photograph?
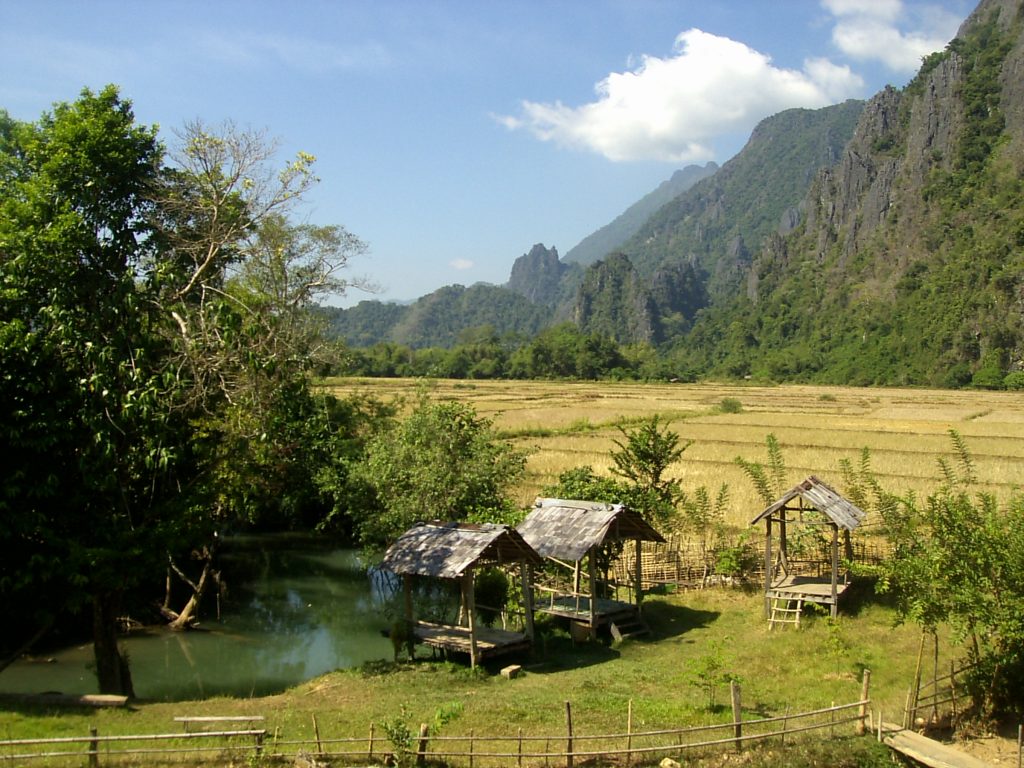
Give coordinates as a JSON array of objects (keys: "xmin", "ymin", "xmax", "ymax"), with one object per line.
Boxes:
[
  {"xmin": 881, "ymin": 723, "xmax": 990, "ymax": 768},
  {"xmin": 0, "ymin": 693, "xmax": 128, "ymax": 708}
]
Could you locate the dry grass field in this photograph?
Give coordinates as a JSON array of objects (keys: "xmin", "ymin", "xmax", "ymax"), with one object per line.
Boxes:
[{"xmin": 326, "ymin": 378, "xmax": 1024, "ymax": 528}]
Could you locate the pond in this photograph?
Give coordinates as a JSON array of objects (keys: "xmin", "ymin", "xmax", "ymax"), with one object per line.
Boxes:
[{"xmin": 0, "ymin": 541, "xmax": 395, "ymax": 701}]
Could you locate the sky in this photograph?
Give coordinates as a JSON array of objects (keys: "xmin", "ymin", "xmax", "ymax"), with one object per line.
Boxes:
[{"xmin": 0, "ymin": 0, "xmax": 975, "ymax": 307}]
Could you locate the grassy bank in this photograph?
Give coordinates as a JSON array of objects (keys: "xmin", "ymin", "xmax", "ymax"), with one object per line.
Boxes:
[{"xmin": 0, "ymin": 586, "xmax": 946, "ymax": 765}]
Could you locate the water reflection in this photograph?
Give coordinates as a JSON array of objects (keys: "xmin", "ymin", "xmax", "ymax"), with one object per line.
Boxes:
[{"xmin": 0, "ymin": 544, "xmax": 394, "ymax": 701}]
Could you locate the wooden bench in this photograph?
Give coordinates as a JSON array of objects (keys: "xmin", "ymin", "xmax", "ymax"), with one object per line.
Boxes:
[{"xmin": 174, "ymin": 715, "xmax": 265, "ymax": 733}]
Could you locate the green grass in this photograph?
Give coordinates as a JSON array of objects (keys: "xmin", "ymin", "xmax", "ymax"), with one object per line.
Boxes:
[{"xmin": 0, "ymin": 586, "xmax": 948, "ymax": 765}]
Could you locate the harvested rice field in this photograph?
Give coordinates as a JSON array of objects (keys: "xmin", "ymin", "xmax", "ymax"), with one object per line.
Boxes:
[{"xmin": 324, "ymin": 378, "xmax": 1024, "ymax": 527}]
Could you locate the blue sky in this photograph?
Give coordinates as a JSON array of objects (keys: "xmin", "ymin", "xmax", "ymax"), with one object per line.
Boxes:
[{"xmin": 1, "ymin": 0, "xmax": 974, "ymax": 306}]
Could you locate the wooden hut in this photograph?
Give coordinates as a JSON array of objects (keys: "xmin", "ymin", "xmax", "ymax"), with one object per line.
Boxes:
[
  {"xmin": 517, "ymin": 498, "xmax": 666, "ymax": 640},
  {"xmin": 751, "ymin": 476, "xmax": 866, "ymax": 626},
  {"xmin": 382, "ymin": 521, "xmax": 544, "ymax": 667}
]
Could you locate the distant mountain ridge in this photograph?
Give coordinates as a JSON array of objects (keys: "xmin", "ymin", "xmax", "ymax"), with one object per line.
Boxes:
[
  {"xmin": 324, "ymin": 0, "xmax": 1024, "ymax": 388},
  {"xmin": 562, "ymin": 162, "xmax": 718, "ymax": 266}
]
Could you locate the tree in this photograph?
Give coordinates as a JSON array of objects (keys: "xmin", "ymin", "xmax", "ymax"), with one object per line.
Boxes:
[
  {"xmin": 0, "ymin": 87, "xmax": 175, "ymax": 694},
  {"xmin": 352, "ymin": 392, "xmax": 529, "ymax": 549},
  {"xmin": 610, "ymin": 415, "xmax": 691, "ymax": 526},
  {"xmin": 871, "ymin": 432, "xmax": 1024, "ymax": 718}
]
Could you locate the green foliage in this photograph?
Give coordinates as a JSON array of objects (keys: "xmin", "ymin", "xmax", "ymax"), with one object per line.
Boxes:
[
  {"xmin": 718, "ymin": 397, "xmax": 743, "ymax": 413},
  {"xmin": 873, "ymin": 432, "xmax": 1024, "ymax": 718},
  {"xmin": 352, "ymin": 391, "xmax": 529, "ymax": 549},
  {"xmin": 609, "ymin": 415, "xmax": 690, "ymax": 525},
  {"xmin": 735, "ymin": 433, "xmax": 789, "ymax": 507},
  {"xmin": 473, "ymin": 569, "xmax": 510, "ymax": 627},
  {"xmin": 687, "ymin": 640, "xmax": 739, "ymax": 710}
]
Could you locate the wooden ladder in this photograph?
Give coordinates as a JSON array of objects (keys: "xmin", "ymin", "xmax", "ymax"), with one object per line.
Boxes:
[
  {"xmin": 768, "ymin": 596, "xmax": 803, "ymax": 630},
  {"xmin": 610, "ymin": 617, "xmax": 650, "ymax": 642}
]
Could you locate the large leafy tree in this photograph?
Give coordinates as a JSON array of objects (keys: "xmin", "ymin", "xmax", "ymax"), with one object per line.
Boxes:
[
  {"xmin": 1, "ymin": 89, "xmax": 372, "ymax": 693},
  {"xmin": 351, "ymin": 392, "xmax": 529, "ymax": 550},
  {"xmin": 0, "ymin": 88, "xmax": 178, "ymax": 694}
]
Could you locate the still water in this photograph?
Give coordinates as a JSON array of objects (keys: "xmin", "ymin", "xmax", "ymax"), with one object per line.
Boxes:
[{"xmin": 0, "ymin": 543, "xmax": 394, "ymax": 701}]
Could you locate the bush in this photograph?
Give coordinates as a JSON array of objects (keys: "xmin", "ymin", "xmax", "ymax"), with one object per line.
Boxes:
[{"xmin": 719, "ymin": 398, "xmax": 743, "ymax": 414}]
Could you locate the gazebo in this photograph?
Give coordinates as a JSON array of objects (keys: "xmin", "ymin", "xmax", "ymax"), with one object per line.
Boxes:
[
  {"xmin": 382, "ymin": 521, "xmax": 544, "ymax": 667},
  {"xmin": 750, "ymin": 476, "xmax": 866, "ymax": 626},
  {"xmin": 517, "ymin": 498, "xmax": 666, "ymax": 640}
]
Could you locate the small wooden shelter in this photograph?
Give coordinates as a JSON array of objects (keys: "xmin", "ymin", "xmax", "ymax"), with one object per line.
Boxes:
[
  {"xmin": 382, "ymin": 521, "xmax": 544, "ymax": 667},
  {"xmin": 517, "ymin": 498, "xmax": 666, "ymax": 639},
  {"xmin": 751, "ymin": 476, "xmax": 866, "ymax": 625}
]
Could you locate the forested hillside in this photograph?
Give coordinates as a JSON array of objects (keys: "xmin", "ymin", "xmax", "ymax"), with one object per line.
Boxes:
[{"xmin": 677, "ymin": 0, "xmax": 1024, "ymax": 387}]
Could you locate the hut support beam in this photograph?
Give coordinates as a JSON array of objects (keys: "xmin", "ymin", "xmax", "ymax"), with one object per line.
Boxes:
[
  {"xmin": 764, "ymin": 517, "xmax": 773, "ymax": 617},
  {"xmin": 633, "ymin": 538, "xmax": 643, "ymax": 615},
  {"xmin": 403, "ymin": 574, "xmax": 415, "ymax": 659},
  {"xmin": 461, "ymin": 572, "xmax": 479, "ymax": 668},
  {"xmin": 831, "ymin": 526, "xmax": 839, "ymax": 618},
  {"xmin": 587, "ymin": 547, "xmax": 598, "ymax": 640},
  {"xmin": 520, "ymin": 562, "xmax": 535, "ymax": 641}
]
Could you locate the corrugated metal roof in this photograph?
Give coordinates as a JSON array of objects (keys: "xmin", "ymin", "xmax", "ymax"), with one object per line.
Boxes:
[
  {"xmin": 382, "ymin": 521, "xmax": 543, "ymax": 579},
  {"xmin": 750, "ymin": 476, "xmax": 867, "ymax": 531},
  {"xmin": 517, "ymin": 498, "xmax": 665, "ymax": 562}
]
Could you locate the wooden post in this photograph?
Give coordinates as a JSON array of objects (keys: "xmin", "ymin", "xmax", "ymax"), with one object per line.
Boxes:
[
  {"xmin": 469, "ymin": 728, "xmax": 475, "ymax": 768},
  {"xmin": 910, "ymin": 631, "xmax": 926, "ymax": 725},
  {"xmin": 565, "ymin": 701, "xmax": 574, "ymax": 768},
  {"xmin": 312, "ymin": 713, "xmax": 323, "ymax": 756},
  {"xmin": 634, "ymin": 538, "xmax": 643, "ymax": 614},
  {"xmin": 857, "ymin": 668, "xmax": 871, "ymax": 736},
  {"xmin": 462, "ymin": 571, "xmax": 479, "ymax": 668},
  {"xmin": 88, "ymin": 726, "xmax": 99, "ymax": 768},
  {"xmin": 730, "ymin": 680, "xmax": 742, "ymax": 751},
  {"xmin": 517, "ymin": 727, "xmax": 523, "ymax": 768},
  {"xmin": 1016, "ymin": 722, "xmax": 1021, "ymax": 768},
  {"xmin": 778, "ymin": 509, "xmax": 788, "ymax": 572},
  {"xmin": 764, "ymin": 517, "xmax": 773, "ymax": 616},
  {"xmin": 950, "ymin": 660, "xmax": 958, "ymax": 724},
  {"xmin": 255, "ymin": 730, "xmax": 264, "ymax": 757},
  {"xmin": 416, "ymin": 722, "xmax": 429, "ymax": 767},
  {"xmin": 368, "ymin": 722, "xmax": 375, "ymax": 761},
  {"xmin": 404, "ymin": 574, "xmax": 416, "ymax": 659},
  {"xmin": 521, "ymin": 562, "xmax": 536, "ymax": 641},
  {"xmin": 830, "ymin": 700, "xmax": 836, "ymax": 738},
  {"xmin": 931, "ymin": 632, "xmax": 939, "ymax": 724},
  {"xmin": 626, "ymin": 698, "xmax": 633, "ymax": 768},
  {"xmin": 830, "ymin": 524, "xmax": 839, "ymax": 618},
  {"xmin": 587, "ymin": 547, "xmax": 598, "ymax": 640},
  {"xmin": 781, "ymin": 706, "xmax": 789, "ymax": 746}
]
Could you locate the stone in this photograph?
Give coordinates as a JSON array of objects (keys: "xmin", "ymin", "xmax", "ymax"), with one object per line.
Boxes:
[{"xmin": 500, "ymin": 664, "xmax": 522, "ymax": 680}]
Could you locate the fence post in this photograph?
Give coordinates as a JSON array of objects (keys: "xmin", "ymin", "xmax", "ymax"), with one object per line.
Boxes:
[
  {"xmin": 730, "ymin": 680, "xmax": 742, "ymax": 751},
  {"xmin": 255, "ymin": 730, "xmax": 264, "ymax": 757},
  {"xmin": 1016, "ymin": 723, "xmax": 1021, "ymax": 768},
  {"xmin": 626, "ymin": 698, "xmax": 633, "ymax": 768},
  {"xmin": 368, "ymin": 722, "xmax": 375, "ymax": 762},
  {"xmin": 469, "ymin": 728, "xmax": 475, "ymax": 768},
  {"xmin": 565, "ymin": 701, "xmax": 574, "ymax": 768},
  {"xmin": 518, "ymin": 727, "xmax": 523, "ymax": 768},
  {"xmin": 312, "ymin": 713, "xmax": 323, "ymax": 756},
  {"xmin": 416, "ymin": 722, "xmax": 429, "ymax": 767},
  {"xmin": 857, "ymin": 668, "xmax": 871, "ymax": 736},
  {"xmin": 89, "ymin": 726, "xmax": 99, "ymax": 768}
]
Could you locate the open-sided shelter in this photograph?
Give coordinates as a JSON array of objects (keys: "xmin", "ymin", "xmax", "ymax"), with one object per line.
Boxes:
[
  {"xmin": 750, "ymin": 476, "xmax": 866, "ymax": 625},
  {"xmin": 382, "ymin": 521, "xmax": 544, "ymax": 667},
  {"xmin": 517, "ymin": 498, "xmax": 665, "ymax": 639}
]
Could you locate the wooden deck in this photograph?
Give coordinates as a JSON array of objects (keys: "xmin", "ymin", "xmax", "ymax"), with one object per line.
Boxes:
[
  {"xmin": 536, "ymin": 594, "xmax": 639, "ymax": 627},
  {"xmin": 412, "ymin": 621, "xmax": 531, "ymax": 660},
  {"xmin": 880, "ymin": 722, "xmax": 990, "ymax": 768},
  {"xmin": 769, "ymin": 575, "xmax": 850, "ymax": 606}
]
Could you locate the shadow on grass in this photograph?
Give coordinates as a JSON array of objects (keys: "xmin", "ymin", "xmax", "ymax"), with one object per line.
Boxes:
[{"xmin": 642, "ymin": 600, "xmax": 721, "ymax": 641}]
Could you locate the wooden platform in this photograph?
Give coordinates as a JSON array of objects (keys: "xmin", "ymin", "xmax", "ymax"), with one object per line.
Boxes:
[
  {"xmin": 412, "ymin": 621, "xmax": 531, "ymax": 660},
  {"xmin": 769, "ymin": 575, "xmax": 850, "ymax": 606},
  {"xmin": 880, "ymin": 722, "xmax": 990, "ymax": 768},
  {"xmin": 537, "ymin": 595, "xmax": 639, "ymax": 627}
]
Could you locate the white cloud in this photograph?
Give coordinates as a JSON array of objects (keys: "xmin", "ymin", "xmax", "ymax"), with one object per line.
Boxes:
[
  {"xmin": 823, "ymin": 1, "xmax": 961, "ymax": 72},
  {"xmin": 450, "ymin": 259, "xmax": 474, "ymax": 270},
  {"xmin": 497, "ymin": 29, "xmax": 863, "ymax": 163}
]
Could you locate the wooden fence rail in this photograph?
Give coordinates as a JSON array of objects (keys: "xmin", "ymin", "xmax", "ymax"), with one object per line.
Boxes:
[{"xmin": 0, "ymin": 677, "xmax": 871, "ymax": 767}]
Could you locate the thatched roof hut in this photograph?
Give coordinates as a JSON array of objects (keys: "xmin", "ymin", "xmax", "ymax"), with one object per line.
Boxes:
[
  {"xmin": 382, "ymin": 522, "xmax": 543, "ymax": 667},
  {"xmin": 751, "ymin": 476, "xmax": 867, "ymax": 622},
  {"xmin": 517, "ymin": 498, "xmax": 665, "ymax": 638}
]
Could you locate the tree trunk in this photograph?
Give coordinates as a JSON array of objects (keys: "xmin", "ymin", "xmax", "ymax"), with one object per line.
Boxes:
[
  {"xmin": 167, "ymin": 547, "xmax": 216, "ymax": 631},
  {"xmin": 92, "ymin": 592, "xmax": 134, "ymax": 698}
]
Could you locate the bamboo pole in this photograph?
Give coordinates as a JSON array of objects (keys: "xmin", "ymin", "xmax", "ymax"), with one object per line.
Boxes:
[
  {"xmin": 565, "ymin": 701, "xmax": 574, "ymax": 768},
  {"xmin": 626, "ymin": 699, "xmax": 633, "ymax": 768},
  {"xmin": 312, "ymin": 714, "xmax": 322, "ymax": 756}
]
